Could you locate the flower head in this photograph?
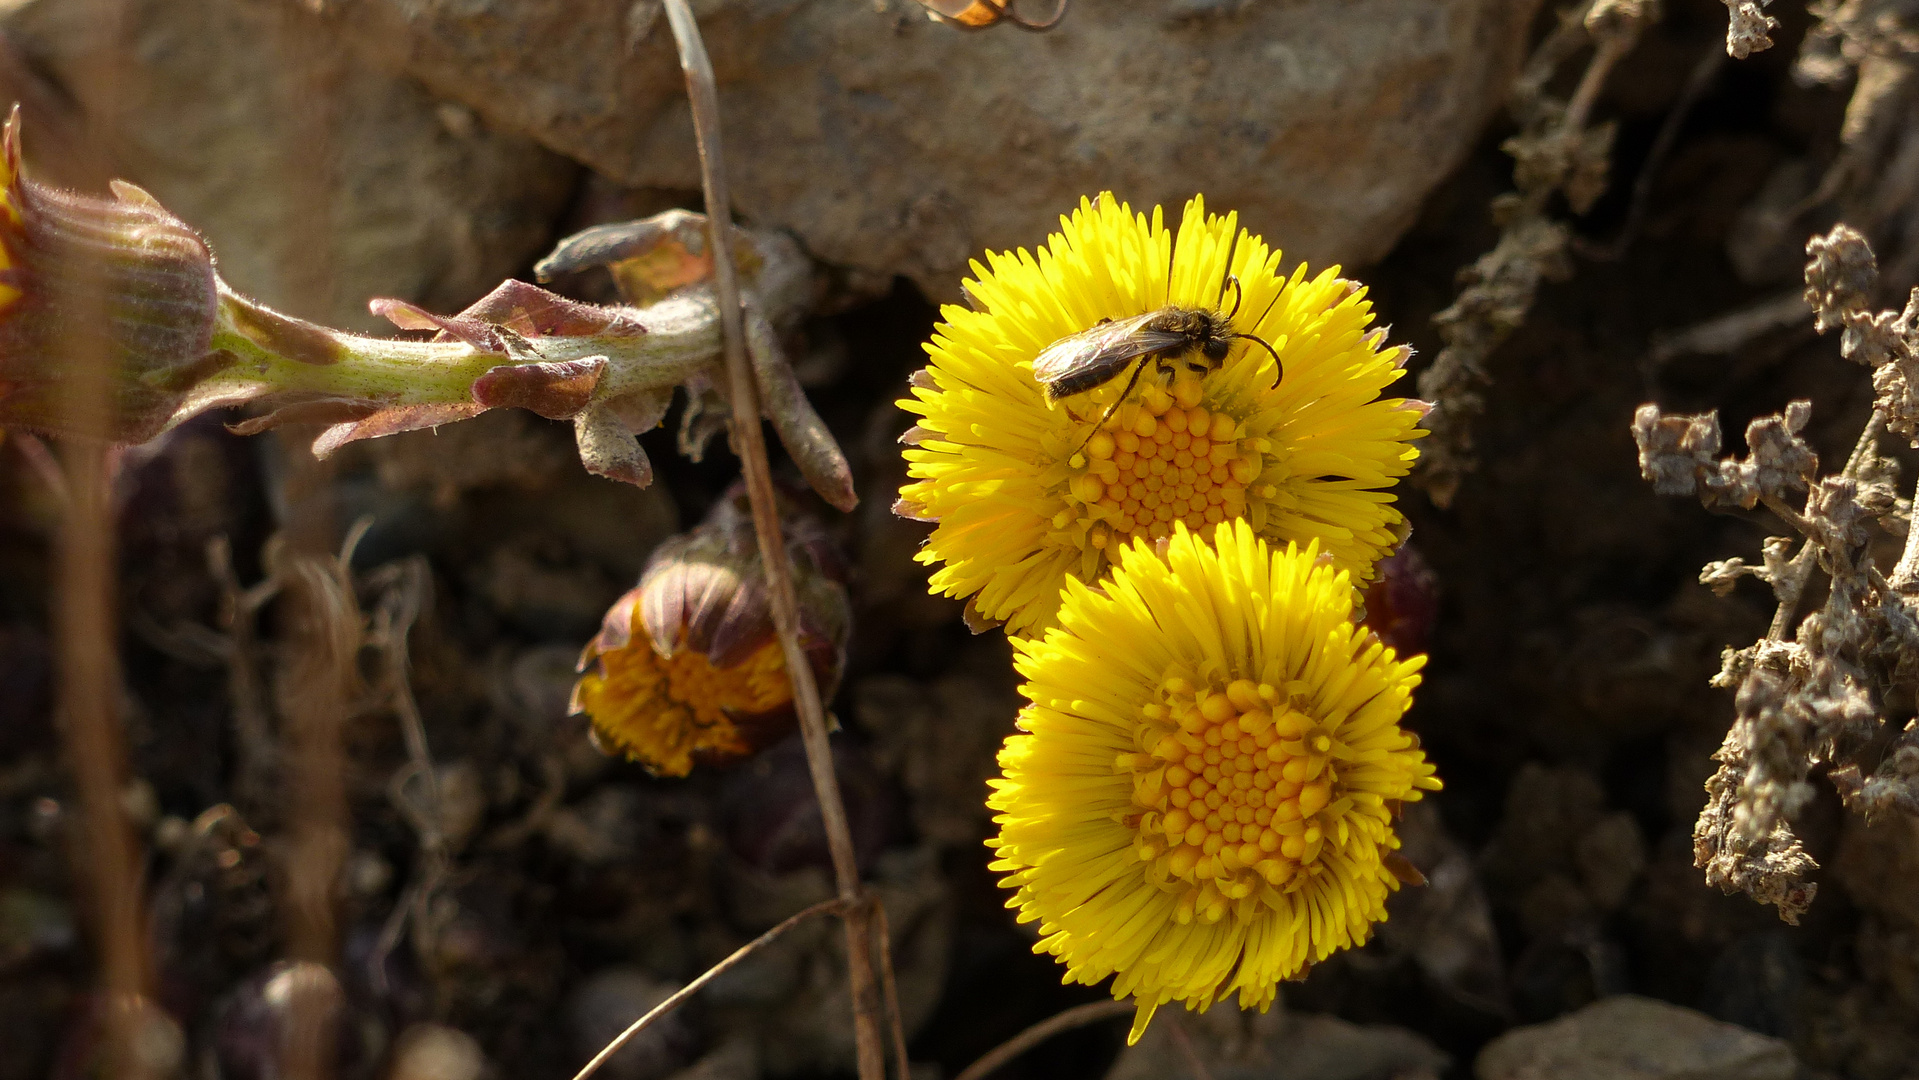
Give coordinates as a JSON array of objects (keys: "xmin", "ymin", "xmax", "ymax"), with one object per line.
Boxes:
[
  {"xmin": 571, "ymin": 490, "xmax": 850, "ymax": 777},
  {"xmin": 0, "ymin": 108, "xmax": 221, "ymax": 443},
  {"xmin": 986, "ymin": 520, "xmax": 1440, "ymax": 1041},
  {"xmin": 898, "ymin": 194, "xmax": 1422, "ymax": 636}
]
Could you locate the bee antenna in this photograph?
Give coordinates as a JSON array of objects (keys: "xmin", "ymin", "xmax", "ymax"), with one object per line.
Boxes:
[
  {"xmin": 1223, "ymin": 275, "xmax": 1244, "ymax": 320},
  {"xmin": 1244, "ymin": 278, "xmax": 1285, "ymax": 339},
  {"xmin": 1235, "ymin": 333, "xmax": 1285, "ymax": 386},
  {"xmin": 1217, "ymin": 229, "xmax": 1240, "ymax": 309}
]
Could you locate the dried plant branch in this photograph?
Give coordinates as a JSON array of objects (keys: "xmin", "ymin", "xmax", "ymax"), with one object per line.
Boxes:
[
  {"xmin": 1723, "ymin": 0, "xmax": 1779, "ymax": 58},
  {"xmin": 7, "ymin": 430, "xmax": 69, "ymax": 502},
  {"xmin": 657, "ymin": 5, "xmax": 886, "ymax": 1079},
  {"xmin": 363, "ymin": 556, "xmax": 453, "ymax": 1000},
  {"xmin": 1166, "ymin": 1017, "xmax": 1219, "ymax": 1080},
  {"xmin": 207, "ymin": 535, "xmax": 283, "ymax": 814},
  {"xmin": 872, "ymin": 901, "xmax": 911, "ymax": 1080},
  {"xmin": 1635, "ymin": 224, "xmax": 1919, "ymax": 922},
  {"xmin": 1584, "ymin": 38, "xmax": 1726, "ymax": 260},
  {"xmin": 951, "ymin": 1000, "xmax": 1135, "ymax": 1080},
  {"xmin": 49, "ymin": 1, "xmax": 165, "ymax": 1067},
  {"xmin": 55, "ymin": 435, "xmax": 163, "ymax": 1077},
  {"xmin": 571, "ymin": 897, "xmax": 853, "ymax": 1080},
  {"xmin": 1415, "ymin": 0, "xmax": 1661, "ymax": 507},
  {"xmin": 276, "ymin": 549, "xmax": 360, "ymax": 1080}
]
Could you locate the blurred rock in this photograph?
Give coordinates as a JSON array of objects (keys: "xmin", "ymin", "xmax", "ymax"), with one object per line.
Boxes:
[
  {"xmin": 1106, "ymin": 1004, "xmax": 1448, "ymax": 1080},
  {"xmin": 660, "ymin": 1040, "xmax": 756, "ymax": 1080},
  {"xmin": 1702, "ymin": 931, "xmax": 1802, "ymax": 1040},
  {"xmin": 388, "ymin": 1025, "xmax": 486, "ymax": 1080},
  {"xmin": 478, "ymin": 536, "xmax": 626, "ymax": 641},
  {"xmin": 1507, "ymin": 925, "xmax": 1628, "ymax": 1024},
  {"xmin": 719, "ymin": 734, "xmax": 894, "ymax": 877},
  {"xmin": 363, "ymin": 411, "xmax": 577, "ymax": 511},
  {"xmin": 0, "ymin": 622, "xmax": 52, "ymax": 757},
  {"xmin": 739, "ymin": 846, "xmax": 950, "ymax": 1075},
  {"xmin": 854, "ymin": 666, "xmax": 1019, "ymax": 848},
  {"xmin": 568, "ymin": 968, "xmax": 699, "ymax": 1080},
  {"xmin": 1833, "ymin": 812, "xmax": 1919, "ymax": 928},
  {"xmin": 1484, "ymin": 764, "xmax": 1648, "ymax": 949},
  {"xmin": 1378, "ymin": 801, "xmax": 1508, "ymax": 1016},
  {"xmin": 2, "ymin": 0, "xmax": 579, "ymax": 330},
  {"xmin": 318, "ymin": 0, "xmax": 1540, "ymax": 299},
  {"xmin": 206, "ymin": 962, "xmax": 378, "ymax": 1080},
  {"xmin": 1574, "ymin": 812, "xmax": 1648, "ymax": 912},
  {"xmin": 52, "ymin": 994, "xmax": 186, "ymax": 1080},
  {"xmin": 1475, "ymin": 996, "xmax": 1797, "ymax": 1080},
  {"xmin": 0, "ymin": 887, "xmax": 75, "ymax": 964},
  {"xmin": 429, "ymin": 761, "xmax": 490, "ymax": 852}
]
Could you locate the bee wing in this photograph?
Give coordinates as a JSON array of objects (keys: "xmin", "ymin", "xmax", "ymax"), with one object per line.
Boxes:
[{"xmin": 1031, "ymin": 311, "xmax": 1186, "ymax": 385}]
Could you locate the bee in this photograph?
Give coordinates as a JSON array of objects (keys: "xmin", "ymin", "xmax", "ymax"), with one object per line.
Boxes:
[{"xmin": 1032, "ymin": 272, "xmax": 1284, "ymax": 444}]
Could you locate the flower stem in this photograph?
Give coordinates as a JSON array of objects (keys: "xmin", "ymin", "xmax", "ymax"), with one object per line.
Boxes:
[
  {"xmin": 206, "ymin": 286, "xmax": 501, "ymax": 405},
  {"xmin": 660, "ymin": 5, "xmax": 889, "ymax": 1080},
  {"xmin": 199, "ymin": 284, "xmax": 734, "ymax": 423}
]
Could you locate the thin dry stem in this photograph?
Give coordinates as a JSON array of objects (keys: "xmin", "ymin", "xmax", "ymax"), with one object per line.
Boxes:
[
  {"xmin": 56, "ymin": 438, "xmax": 159, "ymax": 1077},
  {"xmin": 951, "ymin": 1000, "xmax": 1134, "ymax": 1080},
  {"xmin": 1166, "ymin": 1016, "xmax": 1218, "ymax": 1080},
  {"xmin": 570, "ymin": 897, "xmax": 851, "ymax": 1080},
  {"xmin": 275, "ymin": 553, "xmax": 357, "ymax": 1080},
  {"xmin": 1564, "ymin": 34, "xmax": 1633, "ymax": 132},
  {"xmin": 872, "ymin": 900, "xmax": 911, "ymax": 1080},
  {"xmin": 366, "ymin": 557, "xmax": 449, "ymax": 1000},
  {"xmin": 207, "ymin": 536, "xmax": 281, "ymax": 813},
  {"xmin": 10, "ymin": 431, "xmax": 70, "ymax": 502},
  {"xmin": 659, "ymin": 4, "xmax": 888, "ymax": 1078},
  {"xmin": 52, "ymin": 2, "xmax": 159, "ymax": 1069}
]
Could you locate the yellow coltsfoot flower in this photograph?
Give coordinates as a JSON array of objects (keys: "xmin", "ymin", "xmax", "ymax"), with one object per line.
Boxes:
[
  {"xmin": 987, "ymin": 520, "xmax": 1441, "ymax": 1042},
  {"xmin": 571, "ymin": 489, "xmax": 851, "ymax": 778},
  {"xmin": 897, "ymin": 193, "xmax": 1424, "ymax": 636}
]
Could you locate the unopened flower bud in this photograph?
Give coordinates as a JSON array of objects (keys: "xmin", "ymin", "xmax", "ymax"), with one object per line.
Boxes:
[
  {"xmin": 1361, "ymin": 542, "xmax": 1438, "ymax": 657},
  {"xmin": 570, "ymin": 487, "xmax": 850, "ymax": 777},
  {"xmin": 0, "ymin": 108, "xmax": 220, "ymax": 442}
]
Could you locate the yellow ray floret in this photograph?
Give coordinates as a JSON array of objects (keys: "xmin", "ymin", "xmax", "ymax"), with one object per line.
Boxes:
[
  {"xmin": 898, "ymin": 193, "xmax": 1424, "ymax": 636},
  {"xmin": 573, "ymin": 612, "xmax": 791, "ymax": 779},
  {"xmin": 986, "ymin": 520, "xmax": 1441, "ymax": 1042}
]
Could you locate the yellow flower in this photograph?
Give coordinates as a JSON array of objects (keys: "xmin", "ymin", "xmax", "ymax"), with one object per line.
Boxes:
[
  {"xmin": 897, "ymin": 193, "xmax": 1423, "ymax": 636},
  {"xmin": 572, "ymin": 586, "xmax": 793, "ymax": 778},
  {"xmin": 986, "ymin": 520, "xmax": 1440, "ymax": 1042},
  {"xmin": 570, "ymin": 490, "xmax": 851, "ymax": 778}
]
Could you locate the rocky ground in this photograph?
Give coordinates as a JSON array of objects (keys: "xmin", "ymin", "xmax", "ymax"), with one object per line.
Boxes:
[{"xmin": 2, "ymin": 2, "xmax": 1918, "ymax": 1080}]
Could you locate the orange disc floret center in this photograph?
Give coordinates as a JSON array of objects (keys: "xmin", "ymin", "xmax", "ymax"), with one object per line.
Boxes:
[
  {"xmin": 660, "ymin": 642, "xmax": 791, "ymax": 723},
  {"xmin": 1120, "ymin": 672, "xmax": 1383, "ymax": 926},
  {"xmin": 1061, "ymin": 372, "xmax": 1274, "ymax": 551},
  {"xmin": 577, "ymin": 636, "xmax": 791, "ymax": 777}
]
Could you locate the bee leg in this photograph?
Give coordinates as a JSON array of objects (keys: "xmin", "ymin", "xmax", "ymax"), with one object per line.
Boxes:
[{"xmin": 1071, "ymin": 358, "xmax": 1149, "ymax": 458}]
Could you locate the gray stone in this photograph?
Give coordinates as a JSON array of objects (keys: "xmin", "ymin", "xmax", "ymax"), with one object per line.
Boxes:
[
  {"xmin": 1475, "ymin": 995, "xmax": 1798, "ymax": 1080},
  {"xmin": 1106, "ymin": 1006, "xmax": 1448, "ymax": 1080},
  {"xmin": 1, "ymin": 0, "xmax": 579, "ymax": 330},
  {"xmin": 319, "ymin": 0, "xmax": 1540, "ymax": 299}
]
